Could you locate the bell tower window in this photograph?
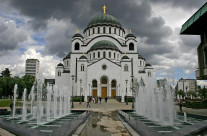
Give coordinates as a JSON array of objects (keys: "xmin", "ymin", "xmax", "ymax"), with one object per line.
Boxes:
[
  {"xmin": 129, "ymin": 43, "xmax": 134, "ymax": 50},
  {"xmin": 103, "ymin": 27, "xmax": 106, "ymax": 33},
  {"xmin": 75, "ymin": 42, "xmax": 80, "ymax": 50},
  {"xmin": 98, "ymin": 27, "xmax": 100, "ymax": 34}
]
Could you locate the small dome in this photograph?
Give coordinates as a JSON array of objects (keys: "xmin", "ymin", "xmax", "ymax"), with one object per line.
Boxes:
[
  {"xmin": 63, "ymin": 52, "xmax": 71, "ymax": 60},
  {"xmin": 138, "ymin": 54, "xmax": 145, "ymax": 60},
  {"xmin": 122, "ymin": 56, "xmax": 130, "ymax": 60},
  {"xmin": 87, "ymin": 14, "xmax": 122, "ymax": 28},
  {"xmin": 79, "ymin": 55, "xmax": 87, "ymax": 59},
  {"xmin": 73, "ymin": 33, "xmax": 83, "ymax": 38},
  {"xmin": 145, "ymin": 63, "xmax": 152, "ymax": 67},
  {"xmin": 57, "ymin": 63, "xmax": 64, "ymax": 67},
  {"xmin": 89, "ymin": 40, "xmax": 120, "ymax": 52},
  {"xmin": 125, "ymin": 33, "xmax": 136, "ymax": 38}
]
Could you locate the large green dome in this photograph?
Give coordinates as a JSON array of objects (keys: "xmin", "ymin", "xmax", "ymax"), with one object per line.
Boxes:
[
  {"xmin": 87, "ymin": 14, "xmax": 122, "ymax": 28},
  {"xmin": 89, "ymin": 40, "xmax": 120, "ymax": 52}
]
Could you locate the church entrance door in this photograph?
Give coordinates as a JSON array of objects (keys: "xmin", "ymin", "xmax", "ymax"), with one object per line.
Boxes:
[
  {"xmin": 111, "ymin": 89, "xmax": 116, "ymax": 98},
  {"xmin": 101, "ymin": 87, "xmax": 107, "ymax": 98},
  {"xmin": 93, "ymin": 89, "xmax": 97, "ymax": 97}
]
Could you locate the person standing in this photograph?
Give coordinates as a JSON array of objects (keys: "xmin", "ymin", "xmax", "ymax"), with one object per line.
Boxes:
[
  {"xmin": 87, "ymin": 98, "xmax": 90, "ymax": 108},
  {"xmin": 99, "ymin": 97, "xmax": 102, "ymax": 104},
  {"xmin": 105, "ymin": 97, "xmax": 108, "ymax": 103},
  {"xmin": 179, "ymin": 100, "xmax": 183, "ymax": 112}
]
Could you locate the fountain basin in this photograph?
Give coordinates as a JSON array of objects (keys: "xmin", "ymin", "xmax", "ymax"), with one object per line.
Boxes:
[
  {"xmin": 118, "ymin": 110, "xmax": 207, "ymax": 136},
  {"xmin": 0, "ymin": 110, "xmax": 91, "ymax": 136}
]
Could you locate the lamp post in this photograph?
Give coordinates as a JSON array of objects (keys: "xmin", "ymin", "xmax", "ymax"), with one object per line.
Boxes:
[
  {"xmin": 131, "ymin": 76, "xmax": 134, "ymax": 109},
  {"xmin": 79, "ymin": 79, "xmax": 82, "ymax": 104},
  {"xmin": 125, "ymin": 79, "xmax": 128, "ymax": 105},
  {"xmin": 71, "ymin": 75, "xmax": 75, "ymax": 108}
]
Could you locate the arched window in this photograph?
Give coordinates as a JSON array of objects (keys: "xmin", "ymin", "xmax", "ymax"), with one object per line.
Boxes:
[
  {"xmin": 67, "ymin": 60, "xmax": 69, "ymax": 66},
  {"xmin": 103, "ymin": 52, "xmax": 106, "ymax": 58},
  {"xmin": 58, "ymin": 71, "xmax": 61, "ymax": 76},
  {"xmin": 109, "ymin": 52, "xmax": 111, "ymax": 58},
  {"xmin": 98, "ymin": 52, "xmax": 100, "ymax": 58},
  {"xmin": 101, "ymin": 78, "xmax": 107, "ymax": 84},
  {"xmin": 114, "ymin": 53, "xmax": 116, "ymax": 59},
  {"xmin": 98, "ymin": 27, "xmax": 100, "ymax": 34},
  {"xmin": 103, "ymin": 27, "xmax": 106, "ymax": 33},
  {"xmin": 93, "ymin": 52, "xmax": 95, "ymax": 58},
  {"xmin": 93, "ymin": 28, "xmax": 95, "ymax": 34},
  {"xmin": 92, "ymin": 80, "xmax": 97, "ymax": 87},
  {"xmin": 109, "ymin": 27, "xmax": 111, "ymax": 34},
  {"xmin": 124, "ymin": 64, "xmax": 128, "ymax": 71},
  {"xmin": 129, "ymin": 43, "xmax": 134, "ymax": 50},
  {"xmin": 148, "ymin": 72, "xmax": 151, "ymax": 77},
  {"xmin": 111, "ymin": 80, "xmax": 116, "ymax": 88},
  {"xmin": 114, "ymin": 28, "xmax": 116, "ymax": 34},
  {"xmin": 89, "ymin": 29, "xmax": 90, "ymax": 35},
  {"xmin": 119, "ymin": 29, "xmax": 121, "ymax": 36},
  {"xmin": 140, "ymin": 61, "xmax": 142, "ymax": 66},
  {"xmin": 75, "ymin": 42, "xmax": 80, "ymax": 50},
  {"xmin": 81, "ymin": 64, "xmax": 84, "ymax": 71},
  {"xmin": 117, "ymin": 54, "xmax": 119, "ymax": 60},
  {"xmin": 90, "ymin": 54, "xmax": 91, "ymax": 60}
]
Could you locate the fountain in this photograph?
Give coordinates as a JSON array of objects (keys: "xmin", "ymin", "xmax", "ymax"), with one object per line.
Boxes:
[
  {"xmin": 22, "ymin": 88, "xmax": 27, "ymax": 121},
  {"xmin": 184, "ymin": 112, "xmax": 187, "ymax": 122},
  {"xmin": 12, "ymin": 84, "xmax": 18, "ymax": 118},
  {"xmin": 135, "ymin": 77, "xmax": 175, "ymax": 126}
]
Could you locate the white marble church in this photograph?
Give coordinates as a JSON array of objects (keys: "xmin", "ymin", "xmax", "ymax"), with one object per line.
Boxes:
[{"xmin": 55, "ymin": 6, "xmax": 153, "ymax": 102}]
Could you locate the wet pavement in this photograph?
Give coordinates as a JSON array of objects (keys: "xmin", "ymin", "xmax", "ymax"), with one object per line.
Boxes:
[{"xmin": 80, "ymin": 112, "xmax": 131, "ymax": 136}]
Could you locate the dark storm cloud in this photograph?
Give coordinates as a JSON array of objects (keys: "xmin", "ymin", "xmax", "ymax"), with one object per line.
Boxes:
[
  {"xmin": 2, "ymin": 0, "xmax": 174, "ymax": 58},
  {"xmin": 149, "ymin": 0, "xmax": 204, "ymax": 10},
  {"xmin": 0, "ymin": 18, "xmax": 27, "ymax": 56}
]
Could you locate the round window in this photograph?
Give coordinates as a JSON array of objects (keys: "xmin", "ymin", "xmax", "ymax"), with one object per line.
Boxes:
[{"xmin": 102, "ymin": 64, "xmax": 107, "ymax": 70}]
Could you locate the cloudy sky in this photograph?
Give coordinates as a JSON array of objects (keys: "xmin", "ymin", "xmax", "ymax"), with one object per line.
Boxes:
[{"xmin": 0, "ymin": 0, "xmax": 206, "ymax": 86}]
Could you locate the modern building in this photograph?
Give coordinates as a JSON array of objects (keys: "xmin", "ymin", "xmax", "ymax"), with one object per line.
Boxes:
[
  {"xmin": 25, "ymin": 59, "xmax": 40, "ymax": 78},
  {"xmin": 177, "ymin": 78, "xmax": 197, "ymax": 93},
  {"xmin": 55, "ymin": 6, "xmax": 153, "ymax": 102},
  {"xmin": 180, "ymin": 2, "xmax": 207, "ymax": 80}
]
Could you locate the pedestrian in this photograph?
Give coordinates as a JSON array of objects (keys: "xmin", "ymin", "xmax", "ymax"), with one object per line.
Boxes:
[
  {"xmin": 87, "ymin": 98, "xmax": 90, "ymax": 108},
  {"xmin": 179, "ymin": 100, "xmax": 183, "ymax": 112},
  {"xmin": 105, "ymin": 97, "xmax": 108, "ymax": 103},
  {"xmin": 92, "ymin": 97, "xmax": 95, "ymax": 103},
  {"xmin": 99, "ymin": 97, "xmax": 102, "ymax": 104},
  {"xmin": 96, "ymin": 97, "xmax": 98, "ymax": 103}
]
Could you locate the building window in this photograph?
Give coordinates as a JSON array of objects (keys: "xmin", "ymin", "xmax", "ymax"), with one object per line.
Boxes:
[
  {"xmin": 103, "ymin": 27, "xmax": 106, "ymax": 33},
  {"xmin": 89, "ymin": 29, "xmax": 90, "ymax": 35},
  {"xmin": 98, "ymin": 52, "xmax": 100, "ymax": 58},
  {"xmin": 98, "ymin": 27, "xmax": 100, "ymax": 34},
  {"xmin": 101, "ymin": 78, "xmax": 107, "ymax": 84},
  {"xmin": 140, "ymin": 61, "xmax": 142, "ymax": 66},
  {"xmin": 109, "ymin": 27, "xmax": 111, "ymax": 34},
  {"xmin": 102, "ymin": 64, "xmax": 107, "ymax": 70},
  {"xmin": 67, "ymin": 60, "xmax": 69, "ymax": 66},
  {"xmin": 58, "ymin": 71, "xmax": 61, "ymax": 76},
  {"xmin": 93, "ymin": 52, "xmax": 95, "ymax": 58},
  {"xmin": 119, "ymin": 29, "xmax": 120, "ymax": 36},
  {"xmin": 92, "ymin": 80, "xmax": 97, "ymax": 87},
  {"xmin": 103, "ymin": 52, "xmax": 106, "ymax": 58},
  {"xmin": 81, "ymin": 64, "xmax": 84, "ymax": 71},
  {"xmin": 90, "ymin": 54, "xmax": 91, "ymax": 60},
  {"xmin": 93, "ymin": 28, "xmax": 95, "ymax": 34},
  {"xmin": 117, "ymin": 54, "xmax": 119, "ymax": 60},
  {"xmin": 114, "ymin": 28, "xmax": 116, "ymax": 34},
  {"xmin": 114, "ymin": 53, "xmax": 116, "ymax": 59},
  {"xmin": 129, "ymin": 43, "xmax": 134, "ymax": 50},
  {"xmin": 111, "ymin": 80, "xmax": 116, "ymax": 88},
  {"xmin": 75, "ymin": 42, "xmax": 80, "ymax": 50},
  {"xmin": 124, "ymin": 64, "xmax": 128, "ymax": 71},
  {"xmin": 148, "ymin": 72, "xmax": 151, "ymax": 77},
  {"xmin": 109, "ymin": 52, "xmax": 111, "ymax": 58}
]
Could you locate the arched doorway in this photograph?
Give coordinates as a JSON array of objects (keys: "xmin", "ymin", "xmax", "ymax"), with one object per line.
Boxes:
[
  {"xmin": 111, "ymin": 80, "xmax": 117, "ymax": 98},
  {"xmin": 92, "ymin": 80, "xmax": 97, "ymax": 97},
  {"xmin": 101, "ymin": 77, "xmax": 108, "ymax": 98}
]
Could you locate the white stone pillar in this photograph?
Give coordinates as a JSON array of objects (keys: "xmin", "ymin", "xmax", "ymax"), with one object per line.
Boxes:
[{"xmin": 108, "ymin": 84, "xmax": 111, "ymax": 97}]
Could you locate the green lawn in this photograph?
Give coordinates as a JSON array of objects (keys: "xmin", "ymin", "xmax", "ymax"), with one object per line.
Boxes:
[{"xmin": 0, "ymin": 99, "xmax": 22, "ymax": 107}]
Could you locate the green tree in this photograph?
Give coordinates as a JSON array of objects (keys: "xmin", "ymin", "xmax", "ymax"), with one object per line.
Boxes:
[
  {"xmin": 5, "ymin": 77, "xmax": 15, "ymax": 97},
  {"xmin": 175, "ymin": 89, "xmax": 185, "ymax": 97},
  {"xmin": 16, "ymin": 78, "xmax": 26, "ymax": 98},
  {"xmin": 22, "ymin": 75, "xmax": 35, "ymax": 95},
  {"xmin": 199, "ymin": 87, "xmax": 207, "ymax": 101},
  {"xmin": 1, "ymin": 68, "xmax": 11, "ymax": 77}
]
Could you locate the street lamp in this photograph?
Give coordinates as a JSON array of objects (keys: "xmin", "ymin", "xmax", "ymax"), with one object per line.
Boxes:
[
  {"xmin": 71, "ymin": 75, "xmax": 75, "ymax": 108},
  {"xmin": 79, "ymin": 79, "xmax": 82, "ymax": 104},
  {"xmin": 131, "ymin": 76, "xmax": 134, "ymax": 109},
  {"xmin": 125, "ymin": 79, "xmax": 128, "ymax": 105},
  {"xmin": 88, "ymin": 84, "xmax": 90, "ymax": 97}
]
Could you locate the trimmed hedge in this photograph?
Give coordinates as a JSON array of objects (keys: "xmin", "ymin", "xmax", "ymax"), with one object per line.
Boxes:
[
  {"xmin": 0, "ymin": 99, "xmax": 22, "ymax": 107},
  {"xmin": 72, "ymin": 97, "xmax": 84, "ymax": 102},
  {"xmin": 183, "ymin": 101, "xmax": 207, "ymax": 108}
]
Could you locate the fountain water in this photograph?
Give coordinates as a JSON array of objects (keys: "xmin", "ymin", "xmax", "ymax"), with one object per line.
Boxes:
[
  {"xmin": 12, "ymin": 84, "xmax": 18, "ymax": 118},
  {"xmin": 184, "ymin": 112, "xmax": 187, "ymax": 122},
  {"xmin": 22, "ymin": 88, "xmax": 27, "ymax": 121},
  {"xmin": 135, "ymin": 77, "xmax": 175, "ymax": 126}
]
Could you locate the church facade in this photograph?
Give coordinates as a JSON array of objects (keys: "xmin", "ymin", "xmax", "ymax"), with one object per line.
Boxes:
[{"xmin": 55, "ymin": 6, "xmax": 153, "ymax": 102}]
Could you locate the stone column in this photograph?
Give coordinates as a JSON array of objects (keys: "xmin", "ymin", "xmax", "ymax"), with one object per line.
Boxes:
[{"xmin": 108, "ymin": 84, "xmax": 111, "ymax": 97}]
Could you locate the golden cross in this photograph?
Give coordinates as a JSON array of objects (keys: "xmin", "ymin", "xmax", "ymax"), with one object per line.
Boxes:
[
  {"xmin": 77, "ymin": 29, "xmax": 80, "ymax": 33},
  {"xmin": 129, "ymin": 29, "xmax": 132, "ymax": 34},
  {"xmin": 102, "ymin": 5, "xmax": 107, "ymax": 14}
]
